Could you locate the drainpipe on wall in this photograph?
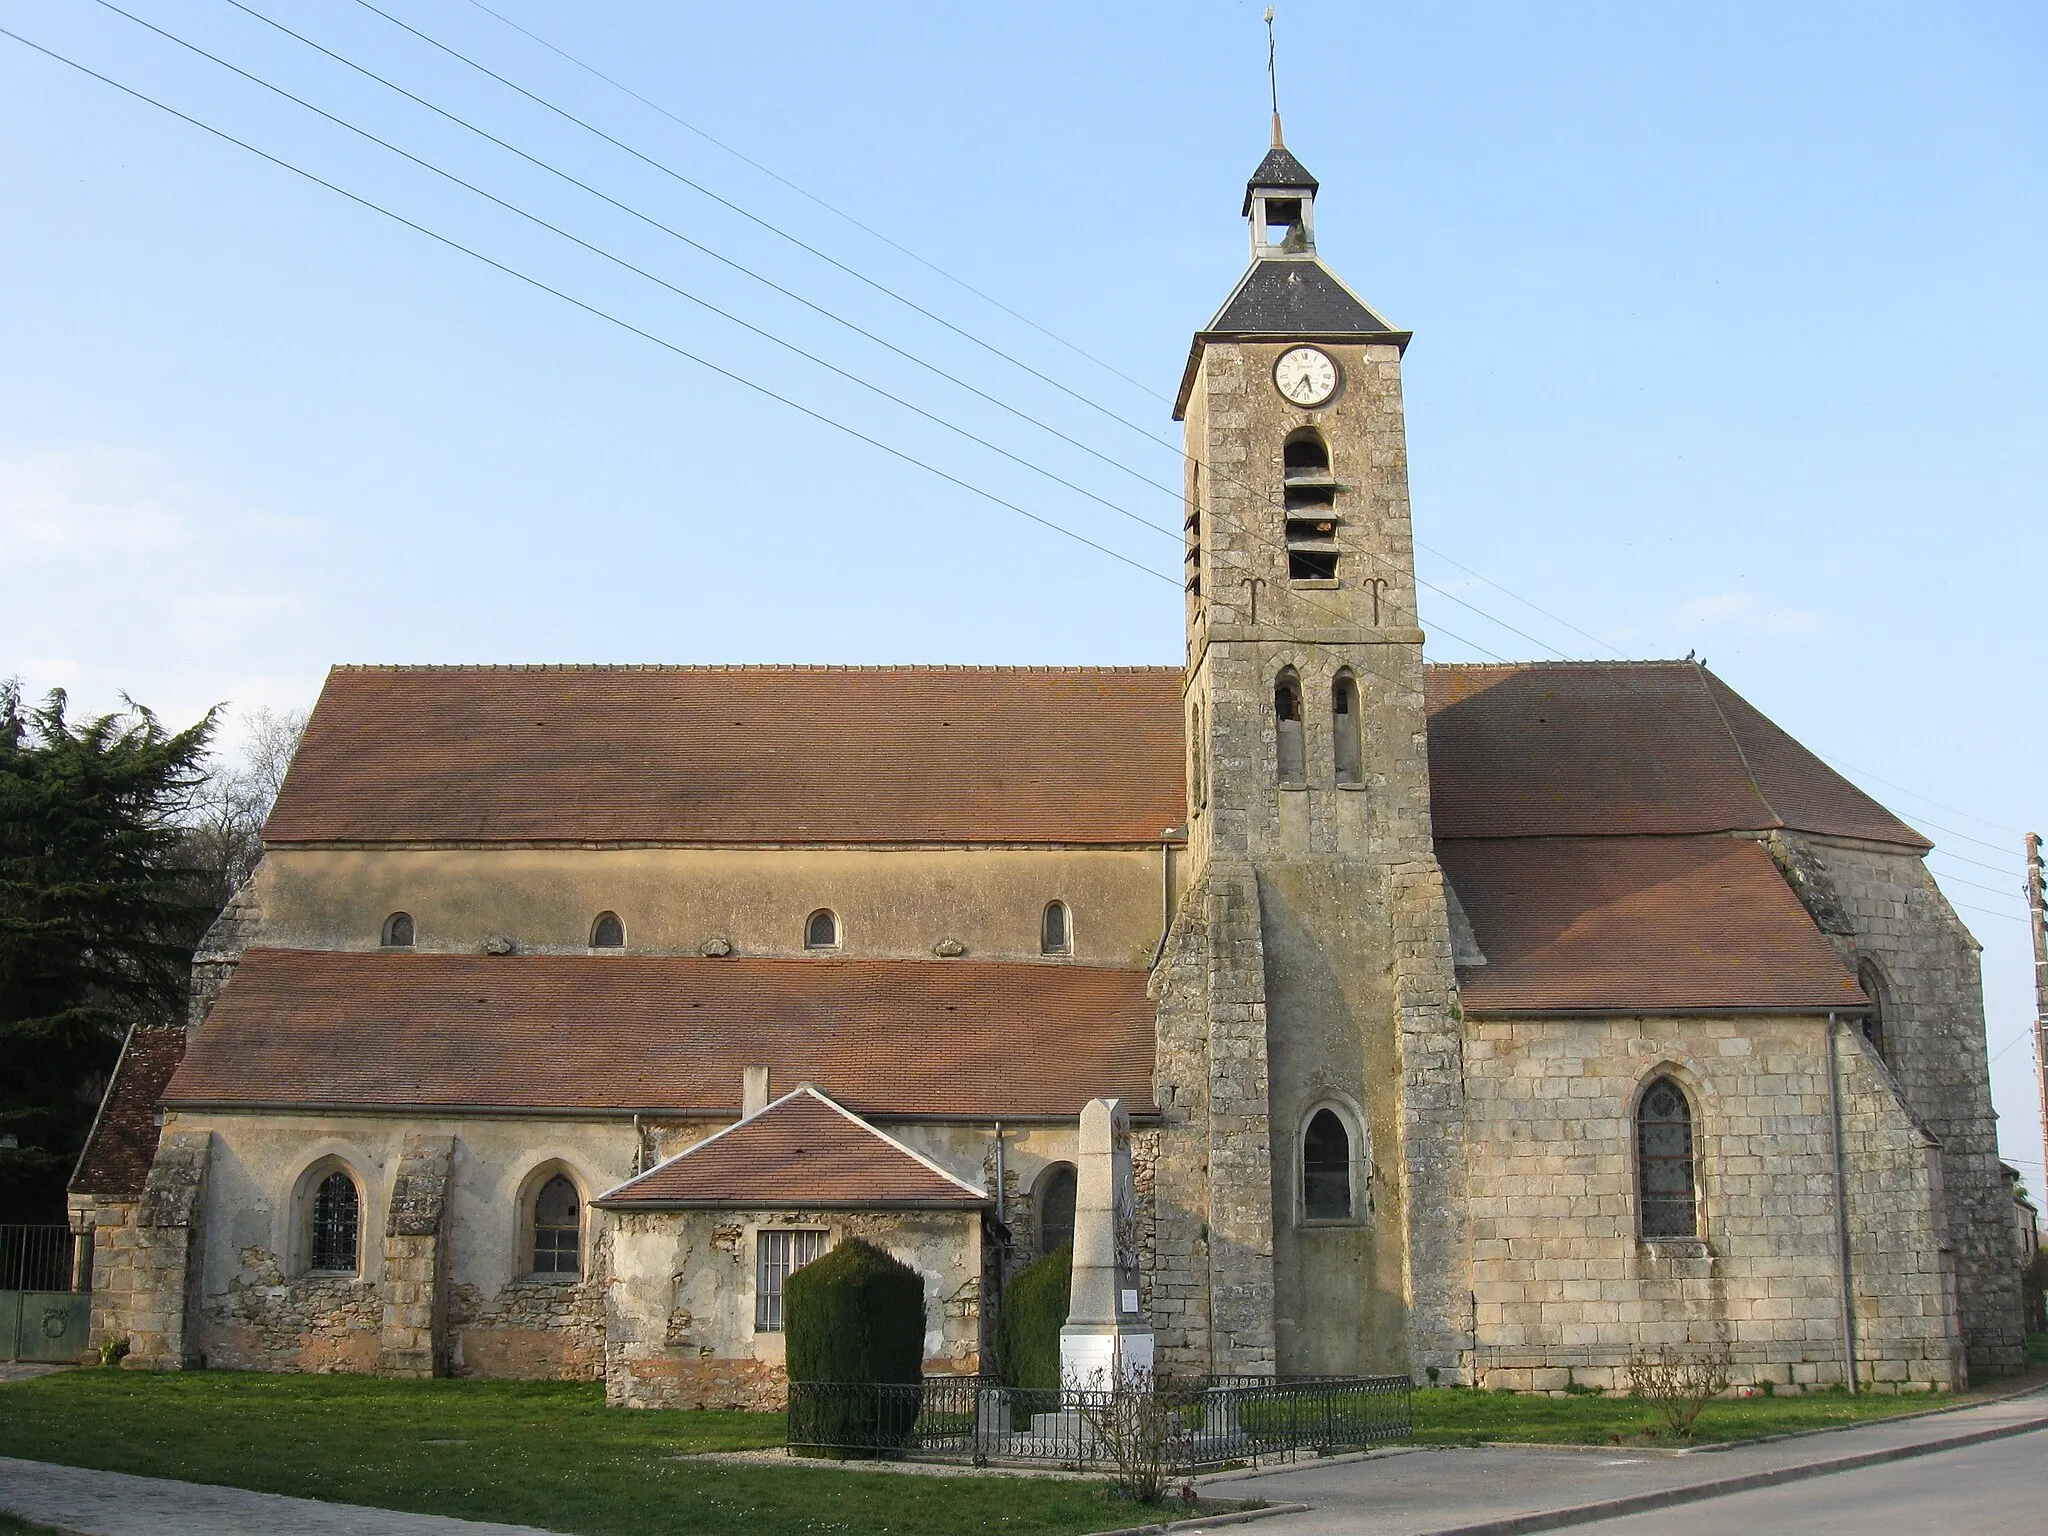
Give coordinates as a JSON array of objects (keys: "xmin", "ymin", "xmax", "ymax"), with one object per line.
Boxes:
[{"xmin": 1826, "ymin": 1014, "xmax": 1860, "ymax": 1394}]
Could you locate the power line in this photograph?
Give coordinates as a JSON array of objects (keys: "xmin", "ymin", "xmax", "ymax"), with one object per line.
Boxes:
[
  {"xmin": 1930, "ymin": 847, "xmax": 2031, "ymax": 880},
  {"xmin": 0, "ymin": 26, "xmax": 1176, "ymax": 591},
  {"xmin": 455, "ymin": 0, "xmax": 1164, "ymax": 402}
]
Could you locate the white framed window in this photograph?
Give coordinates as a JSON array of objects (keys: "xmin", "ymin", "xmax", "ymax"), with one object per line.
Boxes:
[{"xmin": 754, "ymin": 1228, "xmax": 828, "ymax": 1330}]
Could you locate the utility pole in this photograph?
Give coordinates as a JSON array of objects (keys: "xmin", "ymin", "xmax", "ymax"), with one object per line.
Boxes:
[{"xmin": 2029, "ymin": 832, "xmax": 2048, "ymax": 1204}]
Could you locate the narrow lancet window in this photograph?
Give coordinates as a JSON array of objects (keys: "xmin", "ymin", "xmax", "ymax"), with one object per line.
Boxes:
[
  {"xmin": 1037, "ymin": 1164, "xmax": 1078, "ymax": 1257},
  {"xmin": 382, "ymin": 912, "xmax": 414, "ymax": 947},
  {"xmin": 1303, "ymin": 1109, "xmax": 1352, "ymax": 1220},
  {"xmin": 310, "ymin": 1169, "xmax": 360, "ymax": 1274},
  {"xmin": 805, "ymin": 909, "xmax": 840, "ymax": 950},
  {"xmin": 1275, "ymin": 670, "xmax": 1306, "ymax": 784},
  {"xmin": 590, "ymin": 912, "xmax": 625, "ymax": 949},
  {"xmin": 1332, "ymin": 673, "xmax": 1362, "ymax": 784},
  {"xmin": 532, "ymin": 1174, "xmax": 582, "ymax": 1278},
  {"xmin": 1637, "ymin": 1078, "xmax": 1698, "ymax": 1239},
  {"xmin": 1041, "ymin": 901, "xmax": 1071, "ymax": 956}
]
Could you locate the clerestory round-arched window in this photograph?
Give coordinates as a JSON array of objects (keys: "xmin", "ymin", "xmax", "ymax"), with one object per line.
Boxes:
[
  {"xmin": 805, "ymin": 909, "xmax": 840, "ymax": 951},
  {"xmin": 381, "ymin": 911, "xmax": 414, "ymax": 948},
  {"xmin": 590, "ymin": 911, "xmax": 625, "ymax": 949},
  {"xmin": 1041, "ymin": 901, "xmax": 1072, "ymax": 956}
]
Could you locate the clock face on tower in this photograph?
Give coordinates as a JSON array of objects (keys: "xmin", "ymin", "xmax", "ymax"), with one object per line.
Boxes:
[{"xmin": 1274, "ymin": 346, "xmax": 1339, "ymax": 407}]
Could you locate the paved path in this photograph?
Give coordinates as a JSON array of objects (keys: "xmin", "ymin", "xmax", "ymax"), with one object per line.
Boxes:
[
  {"xmin": 1212, "ymin": 1385, "xmax": 2048, "ymax": 1535},
  {"xmin": 0, "ymin": 1458, "xmax": 568, "ymax": 1536}
]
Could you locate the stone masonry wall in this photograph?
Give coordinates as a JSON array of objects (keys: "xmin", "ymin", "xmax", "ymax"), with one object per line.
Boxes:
[
  {"xmin": 119, "ymin": 1131, "xmax": 211, "ymax": 1369},
  {"xmin": 379, "ymin": 1135, "xmax": 454, "ymax": 1377},
  {"xmin": 1463, "ymin": 1015, "xmax": 1955, "ymax": 1393},
  {"xmin": 1775, "ymin": 833, "xmax": 2024, "ymax": 1375}
]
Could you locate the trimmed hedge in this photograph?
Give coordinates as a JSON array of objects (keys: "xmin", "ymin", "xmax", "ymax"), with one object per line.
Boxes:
[
  {"xmin": 994, "ymin": 1242, "xmax": 1071, "ymax": 1392},
  {"xmin": 784, "ymin": 1237, "xmax": 925, "ymax": 1456}
]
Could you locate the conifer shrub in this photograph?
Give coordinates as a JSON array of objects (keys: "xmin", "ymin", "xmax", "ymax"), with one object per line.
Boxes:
[
  {"xmin": 995, "ymin": 1242, "xmax": 1071, "ymax": 1395},
  {"xmin": 784, "ymin": 1237, "xmax": 925, "ymax": 1456}
]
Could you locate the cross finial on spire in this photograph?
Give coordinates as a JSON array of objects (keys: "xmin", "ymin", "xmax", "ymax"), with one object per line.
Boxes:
[{"xmin": 1265, "ymin": 7, "xmax": 1283, "ymax": 145}]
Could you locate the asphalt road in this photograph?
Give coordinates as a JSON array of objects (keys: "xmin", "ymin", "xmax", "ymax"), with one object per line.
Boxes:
[{"xmin": 1586, "ymin": 1423, "xmax": 2048, "ymax": 1535}]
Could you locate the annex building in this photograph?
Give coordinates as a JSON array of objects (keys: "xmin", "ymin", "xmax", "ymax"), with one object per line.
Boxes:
[{"xmin": 69, "ymin": 134, "xmax": 2027, "ymax": 1403}]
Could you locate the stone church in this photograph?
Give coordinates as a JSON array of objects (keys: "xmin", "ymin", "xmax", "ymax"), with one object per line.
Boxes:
[{"xmin": 69, "ymin": 132, "xmax": 2026, "ymax": 1403}]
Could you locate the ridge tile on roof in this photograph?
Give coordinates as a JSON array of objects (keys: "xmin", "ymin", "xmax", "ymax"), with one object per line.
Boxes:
[{"xmin": 596, "ymin": 1087, "xmax": 988, "ymax": 1209}]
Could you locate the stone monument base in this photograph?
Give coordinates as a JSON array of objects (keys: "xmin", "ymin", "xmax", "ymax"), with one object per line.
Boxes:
[{"xmin": 1059, "ymin": 1323, "xmax": 1155, "ymax": 1393}]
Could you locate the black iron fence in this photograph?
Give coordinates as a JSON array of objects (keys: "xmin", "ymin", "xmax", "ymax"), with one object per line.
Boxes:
[
  {"xmin": 785, "ymin": 1373, "xmax": 1410, "ymax": 1469},
  {"xmin": 0, "ymin": 1227, "xmax": 75, "ymax": 1293}
]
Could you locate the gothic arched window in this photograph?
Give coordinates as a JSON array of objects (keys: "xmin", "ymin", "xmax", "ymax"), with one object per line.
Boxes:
[
  {"xmin": 381, "ymin": 912, "xmax": 414, "ymax": 948},
  {"xmin": 1275, "ymin": 670, "xmax": 1306, "ymax": 784},
  {"xmin": 309, "ymin": 1168, "xmax": 361, "ymax": 1274},
  {"xmin": 1332, "ymin": 672, "xmax": 1362, "ymax": 785},
  {"xmin": 1637, "ymin": 1077, "xmax": 1698, "ymax": 1239},
  {"xmin": 805, "ymin": 909, "xmax": 840, "ymax": 950},
  {"xmin": 531, "ymin": 1173, "xmax": 582, "ymax": 1278},
  {"xmin": 1041, "ymin": 901, "xmax": 1072, "ymax": 956},
  {"xmin": 590, "ymin": 911, "xmax": 625, "ymax": 949},
  {"xmin": 1302, "ymin": 1109, "xmax": 1352, "ymax": 1220},
  {"xmin": 1036, "ymin": 1163, "xmax": 1078, "ymax": 1257},
  {"xmin": 1857, "ymin": 961, "xmax": 1890, "ymax": 1064}
]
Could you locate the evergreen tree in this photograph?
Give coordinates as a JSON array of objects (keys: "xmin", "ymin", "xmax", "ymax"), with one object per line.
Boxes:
[{"xmin": 0, "ymin": 682, "xmax": 218, "ymax": 1223}]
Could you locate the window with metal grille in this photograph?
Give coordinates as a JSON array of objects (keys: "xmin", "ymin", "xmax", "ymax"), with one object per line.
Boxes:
[
  {"xmin": 1041, "ymin": 900, "xmax": 1071, "ymax": 956},
  {"xmin": 532, "ymin": 1174, "xmax": 581, "ymax": 1278},
  {"xmin": 310, "ymin": 1170, "xmax": 359, "ymax": 1273},
  {"xmin": 1637, "ymin": 1078, "xmax": 1698, "ymax": 1239},
  {"xmin": 805, "ymin": 909, "xmax": 840, "ymax": 950},
  {"xmin": 755, "ymin": 1229, "xmax": 828, "ymax": 1330},
  {"xmin": 382, "ymin": 911, "xmax": 414, "ymax": 947},
  {"xmin": 1303, "ymin": 1109, "xmax": 1352, "ymax": 1220}
]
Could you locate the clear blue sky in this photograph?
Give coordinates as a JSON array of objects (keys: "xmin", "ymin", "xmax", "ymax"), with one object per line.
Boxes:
[{"xmin": 3, "ymin": 1, "xmax": 2044, "ymax": 1174}]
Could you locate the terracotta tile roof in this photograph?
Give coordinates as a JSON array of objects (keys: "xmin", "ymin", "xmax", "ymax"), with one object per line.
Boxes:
[
  {"xmin": 597, "ymin": 1087, "xmax": 988, "ymax": 1209},
  {"xmin": 266, "ymin": 665, "xmax": 1187, "ymax": 847},
  {"xmin": 69, "ymin": 1027, "xmax": 185, "ymax": 1198},
  {"xmin": 1442, "ymin": 835, "xmax": 1866, "ymax": 1015},
  {"xmin": 1425, "ymin": 662, "xmax": 1927, "ymax": 848},
  {"xmin": 166, "ymin": 949, "xmax": 1157, "ymax": 1119}
]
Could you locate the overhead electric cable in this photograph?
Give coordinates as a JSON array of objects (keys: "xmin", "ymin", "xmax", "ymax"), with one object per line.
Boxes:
[
  {"xmin": 0, "ymin": 27, "xmax": 1174, "ymax": 589},
  {"xmin": 456, "ymin": 0, "xmax": 1163, "ymax": 401}
]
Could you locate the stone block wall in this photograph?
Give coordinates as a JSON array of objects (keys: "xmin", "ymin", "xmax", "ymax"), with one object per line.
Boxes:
[
  {"xmin": 378, "ymin": 1135, "xmax": 454, "ymax": 1377},
  {"xmin": 604, "ymin": 1206, "xmax": 984, "ymax": 1410},
  {"xmin": 1462, "ymin": 1015, "xmax": 1957, "ymax": 1393},
  {"xmin": 1775, "ymin": 833, "xmax": 2025, "ymax": 1375},
  {"xmin": 118, "ymin": 1131, "xmax": 212, "ymax": 1369}
]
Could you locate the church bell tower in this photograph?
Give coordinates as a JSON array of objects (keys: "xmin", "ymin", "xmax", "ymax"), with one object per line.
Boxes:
[{"xmin": 1150, "ymin": 127, "xmax": 1470, "ymax": 1383}]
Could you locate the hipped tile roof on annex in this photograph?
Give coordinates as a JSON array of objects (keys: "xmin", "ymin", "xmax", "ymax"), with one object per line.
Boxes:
[
  {"xmin": 166, "ymin": 948, "xmax": 1158, "ymax": 1119},
  {"xmin": 598, "ymin": 1089, "xmax": 988, "ymax": 1209},
  {"xmin": 266, "ymin": 665, "xmax": 1187, "ymax": 848},
  {"xmin": 1444, "ymin": 835, "xmax": 1867, "ymax": 1016}
]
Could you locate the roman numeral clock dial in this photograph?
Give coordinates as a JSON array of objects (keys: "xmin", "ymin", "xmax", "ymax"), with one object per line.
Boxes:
[{"xmin": 1274, "ymin": 346, "xmax": 1339, "ymax": 407}]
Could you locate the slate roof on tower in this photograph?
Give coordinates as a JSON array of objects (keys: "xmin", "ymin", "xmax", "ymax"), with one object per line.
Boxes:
[
  {"xmin": 1241, "ymin": 143, "xmax": 1320, "ymax": 209},
  {"xmin": 595, "ymin": 1087, "xmax": 989, "ymax": 1209}
]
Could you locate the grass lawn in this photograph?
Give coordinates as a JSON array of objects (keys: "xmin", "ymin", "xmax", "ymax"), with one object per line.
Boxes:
[
  {"xmin": 1412, "ymin": 1377, "xmax": 2019, "ymax": 1447},
  {"xmin": 0, "ymin": 1371, "xmax": 1154, "ymax": 1535}
]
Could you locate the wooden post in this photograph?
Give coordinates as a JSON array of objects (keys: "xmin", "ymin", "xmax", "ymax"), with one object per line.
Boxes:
[{"xmin": 2028, "ymin": 833, "xmax": 2048, "ymax": 1205}]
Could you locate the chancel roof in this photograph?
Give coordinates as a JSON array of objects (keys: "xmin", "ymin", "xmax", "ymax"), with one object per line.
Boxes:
[
  {"xmin": 596, "ymin": 1087, "xmax": 989, "ymax": 1209},
  {"xmin": 165, "ymin": 949, "xmax": 1158, "ymax": 1119}
]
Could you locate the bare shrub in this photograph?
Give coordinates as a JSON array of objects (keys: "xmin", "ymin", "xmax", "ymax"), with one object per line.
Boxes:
[
  {"xmin": 1080, "ymin": 1365, "xmax": 1180, "ymax": 1503},
  {"xmin": 1625, "ymin": 1342, "xmax": 1733, "ymax": 1438}
]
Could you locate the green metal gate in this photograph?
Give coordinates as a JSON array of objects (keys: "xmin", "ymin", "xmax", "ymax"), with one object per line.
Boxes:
[{"xmin": 1, "ymin": 1226, "xmax": 87, "ymax": 1364}]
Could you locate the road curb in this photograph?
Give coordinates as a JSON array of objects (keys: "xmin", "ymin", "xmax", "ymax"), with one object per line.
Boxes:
[
  {"xmin": 1408, "ymin": 1410, "xmax": 2048, "ymax": 1536},
  {"xmin": 1093, "ymin": 1502, "xmax": 1310, "ymax": 1536}
]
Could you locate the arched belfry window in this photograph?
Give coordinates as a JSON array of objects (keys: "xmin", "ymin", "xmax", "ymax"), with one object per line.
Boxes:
[
  {"xmin": 1041, "ymin": 901, "xmax": 1072, "ymax": 956},
  {"xmin": 1284, "ymin": 431, "xmax": 1339, "ymax": 582},
  {"xmin": 805, "ymin": 909, "xmax": 840, "ymax": 951},
  {"xmin": 1332, "ymin": 672, "xmax": 1362, "ymax": 785},
  {"xmin": 531, "ymin": 1173, "xmax": 582, "ymax": 1279},
  {"xmin": 381, "ymin": 912, "xmax": 414, "ymax": 948},
  {"xmin": 1283, "ymin": 430, "xmax": 1331, "ymax": 479},
  {"xmin": 1274, "ymin": 670, "xmax": 1306, "ymax": 784},
  {"xmin": 1036, "ymin": 1163, "xmax": 1077, "ymax": 1257},
  {"xmin": 309, "ymin": 1168, "xmax": 361, "ymax": 1274},
  {"xmin": 1637, "ymin": 1077, "xmax": 1698, "ymax": 1239},
  {"xmin": 590, "ymin": 911, "xmax": 625, "ymax": 949},
  {"xmin": 1857, "ymin": 961, "xmax": 1890, "ymax": 1063},
  {"xmin": 1302, "ymin": 1109, "xmax": 1352, "ymax": 1221}
]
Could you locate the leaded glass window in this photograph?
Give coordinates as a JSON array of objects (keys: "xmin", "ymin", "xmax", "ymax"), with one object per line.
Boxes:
[
  {"xmin": 754, "ymin": 1228, "xmax": 828, "ymax": 1331},
  {"xmin": 1637, "ymin": 1078, "xmax": 1697, "ymax": 1239},
  {"xmin": 532, "ymin": 1174, "xmax": 581, "ymax": 1278},
  {"xmin": 310, "ymin": 1170, "xmax": 359, "ymax": 1273},
  {"xmin": 1303, "ymin": 1109, "xmax": 1352, "ymax": 1220}
]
